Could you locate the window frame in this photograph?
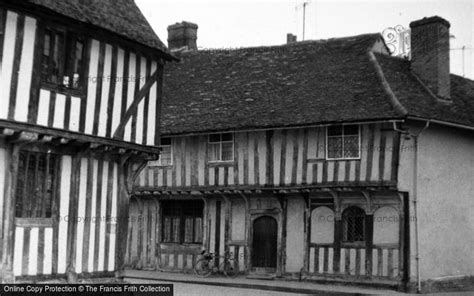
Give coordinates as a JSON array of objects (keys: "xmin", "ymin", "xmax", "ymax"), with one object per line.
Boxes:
[
  {"xmin": 326, "ymin": 124, "xmax": 361, "ymax": 160},
  {"xmin": 342, "ymin": 206, "xmax": 366, "ymax": 245},
  {"xmin": 161, "ymin": 200, "xmax": 204, "ymax": 245},
  {"xmin": 14, "ymin": 150, "xmax": 60, "ymax": 223},
  {"xmin": 41, "ymin": 25, "xmax": 87, "ymax": 93},
  {"xmin": 208, "ymin": 133, "xmax": 235, "ymax": 163}
]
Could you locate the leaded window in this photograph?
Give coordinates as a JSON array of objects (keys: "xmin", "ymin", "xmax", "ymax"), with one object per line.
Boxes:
[
  {"xmin": 15, "ymin": 151, "xmax": 59, "ymax": 218},
  {"xmin": 342, "ymin": 206, "xmax": 366, "ymax": 242},
  {"xmin": 327, "ymin": 125, "xmax": 360, "ymax": 159}
]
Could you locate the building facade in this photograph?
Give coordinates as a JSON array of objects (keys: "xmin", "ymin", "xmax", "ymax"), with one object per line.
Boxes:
[
  {"xmin": 127, "ymin": 17, "xmax": 474, "ymax": 292},
  {"xmin": 0, "ymin": 0, "xmax": 171, "ymax": 282}
]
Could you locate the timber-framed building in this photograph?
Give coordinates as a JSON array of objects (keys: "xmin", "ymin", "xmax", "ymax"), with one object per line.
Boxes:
[
  {"xmin": 0, "ymin": 0, "xmax": 173, "ymax": 282},
  {"xmin": 128, "ymin": 17, "xmax": 474, "ymax": 292}
]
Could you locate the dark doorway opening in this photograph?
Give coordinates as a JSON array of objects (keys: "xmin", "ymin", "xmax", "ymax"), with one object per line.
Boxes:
[{"xmin": 252, "ymin": 216, "xmax": 277, "ymax": 268}]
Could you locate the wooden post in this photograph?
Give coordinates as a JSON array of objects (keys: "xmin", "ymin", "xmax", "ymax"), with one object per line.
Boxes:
[
  {"xmin": 220, "ymin": 195, "xmax": 231, "ymax": 258},
  {"xmin": 1, "ymin": 144, "xmax": 21, "ymax": 283},
  {"xmin": 366, "ymin": 214, "xmax": 374, "ymax": 277},
  {"xmin": 115, "ymin": 159, "xmax": 132, "ymax": 277},
  {"xmin": 331, "ymin": 191, "xmax": 342, "ymax": 273},
  {"xmin": 237, "ymin": 191, "xmax": 250, "ymax": 273},
  {"xmin": 66, "ymin": 150, "xmax": 88, "ymax": 282},
  {"xmin": 277, "ymin": 194, "xmax": 287, "ymax": 277},
  {"xmin": 303, "ymin": 191, "xmax": 310, "ymax": 274}
]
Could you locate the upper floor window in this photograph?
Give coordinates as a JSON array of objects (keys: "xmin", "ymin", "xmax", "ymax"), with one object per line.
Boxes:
[
  {"xmin": 42, "ymin": 28, "xmax": 85, "ymax": 90},
  {"xmin": 209, "ymin": 133, "xmax": 234, "ymax": 162},
  {"xmin": 327, "ymin": 125, "xmax": 360, "ymax": 159},
  {"xmin": 342, "ymin": 206, "xmax": 366, "ymax": 243},
  {"xmin": 15, "ymin": 151, "xmax": 59, "ymax": 219}
]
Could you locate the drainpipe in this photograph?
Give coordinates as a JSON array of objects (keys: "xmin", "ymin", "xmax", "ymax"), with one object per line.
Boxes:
[{"xmin": 393, "ymin": 120, "xmax": 430, "ymax": 293}]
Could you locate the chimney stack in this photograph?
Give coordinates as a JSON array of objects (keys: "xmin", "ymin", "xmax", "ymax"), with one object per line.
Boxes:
[
  {"xmin": 287, "ymin": 33, "xmax": 297, "ymax": 44},
  {"xmin": 410, "ymin": 16, "xmax": 451, "ymax": 99},
  {"xmin": 167, "ymin": 21, "xmax": 198, "ymax": 51}
]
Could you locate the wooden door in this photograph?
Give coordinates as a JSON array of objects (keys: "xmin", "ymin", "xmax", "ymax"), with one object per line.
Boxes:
[{"xmin": 252, "ymin": 216, "xmax": 277, "ymax": 268}]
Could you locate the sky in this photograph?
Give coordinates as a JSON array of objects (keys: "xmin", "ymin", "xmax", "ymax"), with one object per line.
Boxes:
[{"xmin": 136, "ymin": 0, "xmax": 474, "ymax": 79}]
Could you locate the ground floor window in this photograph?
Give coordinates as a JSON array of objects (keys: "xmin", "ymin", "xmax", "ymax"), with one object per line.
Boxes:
[
  {"xmin": 342, "ymin": 206, "xmax": 366, "ymax": 242},
  {"xmin": 162, "ymin": 200, "xmax": 203, "ymax": 244},
  {"xmin": 15, "ymin": 150, "xmax": 59, "ymax": 218}
]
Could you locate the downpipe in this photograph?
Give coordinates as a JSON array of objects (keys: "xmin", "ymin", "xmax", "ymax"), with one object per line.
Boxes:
[{"xmin": 393, "ymin": 120, "xmax": 430, "ymax": 293}]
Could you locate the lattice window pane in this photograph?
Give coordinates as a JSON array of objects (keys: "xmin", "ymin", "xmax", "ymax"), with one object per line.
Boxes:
[
  {"xmin": 342, "ymin": 207, "xmax": 366, "ymax": 242},
  {"xmin": 327, "ymin": 137, "xmax": 343, "ymax": 159},
  {"xmin": 343, "ymin": 135, "xmax": 359, "ymax": 158}
]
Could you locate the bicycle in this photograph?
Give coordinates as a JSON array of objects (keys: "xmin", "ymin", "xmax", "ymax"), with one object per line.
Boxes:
[{"xmin": 194, "ymin": 250, "xmax": 239, "ymax": 278}]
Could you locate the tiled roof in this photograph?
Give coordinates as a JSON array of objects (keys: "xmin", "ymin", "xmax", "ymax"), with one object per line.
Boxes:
[
  {"xmin": 376, "ymin": 53, "xmax": 474, "ymax": 127},
  {"xmin": 162, "ymin": 34, "xmax": 404, "ymax": 135},
  {"xmin": 161, "ymin": 33, "xmax": 474, "ymax": 135},
  {"xmin": 25, "ymin": 0, "xmax": 168, "ymax": 53}
]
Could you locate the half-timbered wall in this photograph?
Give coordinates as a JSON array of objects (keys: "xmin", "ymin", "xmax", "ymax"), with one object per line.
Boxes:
[
  {"xmin": 0, "ymin": 8, "xmax": 161, "ymax": 146},
  {"xmin": 138, "ymin": 123, "xmax": 400, "ymax": 189},
  {"xmin": 10, "ymin": 155, "xmax": 121, "ymax": 277}
]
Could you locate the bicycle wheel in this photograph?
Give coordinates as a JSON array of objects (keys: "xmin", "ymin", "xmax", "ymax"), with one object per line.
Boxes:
[
  {"xmin": 222, "ymin": 260, "xmax": 239, "ymax": 278},
  {"xmin": 194, "ymin": 258, "xmax": 213, "ymax": 277}
]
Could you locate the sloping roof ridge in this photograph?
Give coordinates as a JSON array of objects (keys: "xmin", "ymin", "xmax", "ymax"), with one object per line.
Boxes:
[
  {"xmin": 368, "ymin": 50, "xmax": 409, "ymax": 117},
  {"xmin": 194, "ymin": 33, "xmax": 381, "ymax": 53}
]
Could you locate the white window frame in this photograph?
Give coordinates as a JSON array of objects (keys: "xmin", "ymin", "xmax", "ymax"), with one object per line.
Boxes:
[
  {"xmin": 208, "ymin": 133, "xmax": 234, "ymax": 163},
  {"xmin": 326, "ymin": 125, "xmax": 361, "ymax": 160}
]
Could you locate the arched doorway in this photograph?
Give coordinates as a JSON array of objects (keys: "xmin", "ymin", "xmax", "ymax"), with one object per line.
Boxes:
[{"xmin": 252, "ymin": 216, "xmax": 277, "ymax": 268}]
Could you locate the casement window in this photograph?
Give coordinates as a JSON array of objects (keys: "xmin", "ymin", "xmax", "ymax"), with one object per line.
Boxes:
[
  {"xmin": 342, "ymin": 206, "xmax": 366, "ymax": 243},
  {"xmin": 162, "ymin": 200, "xmax": 203, "ymax": 244},
  {"xmin": 208, "ymin": 133, "xmax": 234, "ymax": 162},
  {"xmin": 326, "ymin": 125, "xmax": 360, "ymax": 159},
  {"xmin": 42, "ymin": 28, "xmax": 85, "ymax": 90},
  {"xmin": 15, "ymin": 151, "xmax": 59, "ymax": 219}
]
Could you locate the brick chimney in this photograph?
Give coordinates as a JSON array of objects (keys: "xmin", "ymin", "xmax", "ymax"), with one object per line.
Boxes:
[
  {"xmin": 167, "ymin": 21, "xmax": 198, "ymax": 51},
  {"xmin": 287, "ymin": 33, "xmax": 297, "ymax": 44},
  {"xmin": 410, "ymin": 16, "xmax": 451, "ymax": 99}
]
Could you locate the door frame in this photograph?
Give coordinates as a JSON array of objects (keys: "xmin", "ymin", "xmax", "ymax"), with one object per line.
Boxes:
[{"xmin": 248, "ymin": 210, "xmax": 282, "ymax": 274}]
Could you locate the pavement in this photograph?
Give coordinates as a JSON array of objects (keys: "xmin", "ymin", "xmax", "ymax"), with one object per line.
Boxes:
[{"xmin": 123, "ymin": 269, "xmax": 405, "ymax": 295}]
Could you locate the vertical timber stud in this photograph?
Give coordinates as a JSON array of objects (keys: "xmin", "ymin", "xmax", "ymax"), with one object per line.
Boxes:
[{"xmin": 331, "ymin": 191, "xmax": 342, "ymax": 273}]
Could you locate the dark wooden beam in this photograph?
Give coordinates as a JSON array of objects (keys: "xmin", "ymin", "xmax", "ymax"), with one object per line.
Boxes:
[
  {"xmin": 0, "ymin": 120, "xmax": 160, "ymax": 155},
  {"xmin": 113, "ymin": 69, "xmax": 159, "ymax": 140}
]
